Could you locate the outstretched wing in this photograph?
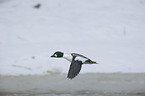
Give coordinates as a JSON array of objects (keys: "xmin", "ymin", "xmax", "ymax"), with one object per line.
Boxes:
[{"xmin": 67, "ymin": 60, "xmax": 82, "ymax": 79}]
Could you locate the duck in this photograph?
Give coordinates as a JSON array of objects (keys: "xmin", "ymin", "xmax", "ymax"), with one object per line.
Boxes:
[{"xmin": 51, "ymin": 51, "xmax": 98, "ymax": 79}]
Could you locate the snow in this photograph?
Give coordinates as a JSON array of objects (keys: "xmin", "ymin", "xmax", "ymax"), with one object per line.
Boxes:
[{"xmin": 0, "ymin": 0, "xmax": 145, "ymax": 75}]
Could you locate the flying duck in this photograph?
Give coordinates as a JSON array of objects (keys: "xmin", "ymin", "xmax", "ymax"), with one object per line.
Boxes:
[{"xmin": 51, "ymin": 51, "xmax": 98, "ymax": 79}]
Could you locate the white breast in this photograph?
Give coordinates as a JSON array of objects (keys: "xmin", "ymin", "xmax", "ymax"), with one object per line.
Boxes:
[{"xmin": 63, "ymin": 53, "xmax": 72, "ymax": 62}]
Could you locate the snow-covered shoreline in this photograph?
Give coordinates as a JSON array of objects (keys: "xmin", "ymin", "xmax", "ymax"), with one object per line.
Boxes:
[{"xmin": 0, "ymin": 0, "xmax": 145, "ymax": 75}]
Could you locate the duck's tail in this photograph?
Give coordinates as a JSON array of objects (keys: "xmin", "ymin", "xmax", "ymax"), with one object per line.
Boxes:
[{"xmin": 92, "ymin": 61, "xmax": 99, "ymax": 64}]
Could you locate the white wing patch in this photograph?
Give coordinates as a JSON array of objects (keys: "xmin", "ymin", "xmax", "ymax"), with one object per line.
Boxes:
[
  {"xmin": 75, "ymin": 56, "xmax": 88, "ymax": 63},
  {"xmin": 63, "ymin": 53, "xmax": 89, "ymax": 63}
]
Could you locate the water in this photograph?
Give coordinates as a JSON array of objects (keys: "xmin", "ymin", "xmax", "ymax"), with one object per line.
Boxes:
[{"xmin": 0, "ymin": 73, "xmax": 145, "ymax": 96}]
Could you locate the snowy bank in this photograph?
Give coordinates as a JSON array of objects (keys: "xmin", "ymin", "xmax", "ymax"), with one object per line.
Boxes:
[{"xmin": 0, "ymin": 0, "xmax": 145, "ymax": 75}]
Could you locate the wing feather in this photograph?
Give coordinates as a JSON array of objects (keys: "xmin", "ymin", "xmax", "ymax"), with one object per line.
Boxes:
[{"xmin": 67, "ymin": 60, "xmax": 82, "ymax": 79}]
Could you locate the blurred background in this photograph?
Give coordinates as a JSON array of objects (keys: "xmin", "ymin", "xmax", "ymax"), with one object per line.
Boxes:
[{"xmin": 0, "ymin": 0, "xmax": 145, "ymax": 96}]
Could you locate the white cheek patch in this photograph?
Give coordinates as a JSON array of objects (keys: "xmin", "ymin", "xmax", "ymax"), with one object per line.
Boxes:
[{"xmin": 55, "ymin": 54, "xmax": 57, "ymax": 57}]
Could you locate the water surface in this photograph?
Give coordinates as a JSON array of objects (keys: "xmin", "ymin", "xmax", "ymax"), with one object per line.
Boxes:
[{"xmin": 0, "ymin": 73, "xmax": 145, "ymax": 96}]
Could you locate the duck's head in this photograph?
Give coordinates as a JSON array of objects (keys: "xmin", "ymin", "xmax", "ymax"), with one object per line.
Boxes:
[{"xmin": 50, "ymin": 51, "xmax": 64, "ymax": 58}]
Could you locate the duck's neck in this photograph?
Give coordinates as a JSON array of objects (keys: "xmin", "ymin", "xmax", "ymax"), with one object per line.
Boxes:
[{"xmin": 63, "ymin": 53, "xmax": 72, "ymax": 62}]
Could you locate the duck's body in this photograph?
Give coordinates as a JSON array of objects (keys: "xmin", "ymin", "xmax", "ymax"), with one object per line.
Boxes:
[{"xmin": 51, "ymin": 51, "xmax": 98, "ymax": 79}]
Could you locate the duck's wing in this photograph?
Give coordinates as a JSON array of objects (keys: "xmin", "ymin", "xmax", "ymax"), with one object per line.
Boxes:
[
  {"xmin": 71, "ymin": 53, "xmax": 90, "ymax": 59},
  {"xmin": 67, "ymin": 59, "xmax": 82, "ymax": 79}
]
